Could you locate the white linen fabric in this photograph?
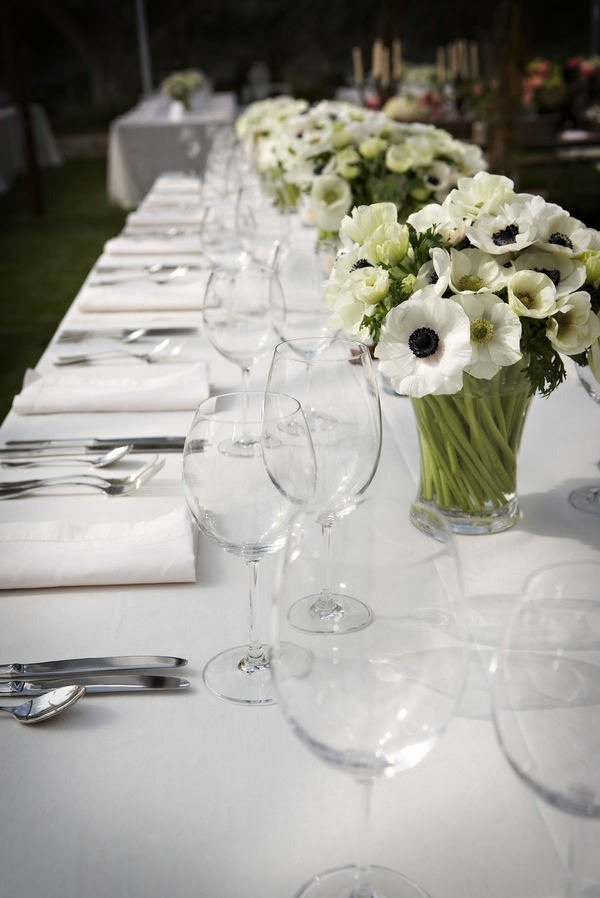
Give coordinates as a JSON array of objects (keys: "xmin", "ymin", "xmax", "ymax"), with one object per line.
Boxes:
[
  {"xmin": 11, "ymin": 361, "xmax": 209, "ymax": 415},
  {"xmin": 126, "ymin": 205, "xmax": 206, "ymax": 226},
  {"xmin": 0, "ymin": 508, "xmax": 197, "ymax": 589},
  {"xmin": 76, "ymin": 273, "xmax": 210, "ymax": 312},
  {"xmin": 104, "ymin": 234, "xmax": 205, "ymax": 255}
]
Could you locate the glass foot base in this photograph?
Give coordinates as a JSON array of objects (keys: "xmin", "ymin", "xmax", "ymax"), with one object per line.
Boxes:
[
  {"xmin": 569, "ymin": 486, "xmax": 600, "ymax": 514},
  {"xmin": 288, "ymin": 594, "xmax": 373, "ymax": 634},
  {"xmin": 202, "ymin": 645, "xmax": 276, "ymax": 705},
  {"xmin": 294, "ymin": 864, "xmax": 430, "ymax": 898}
]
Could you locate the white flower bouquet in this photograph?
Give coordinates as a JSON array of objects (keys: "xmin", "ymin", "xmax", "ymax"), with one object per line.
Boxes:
[
  {"xmin": 161, "ymin": 69, "xmax": 205, "ymax": 109},
  {"xmin": 234, "ymin": 97, "xmax": 487, "ymax": 238},
  {"xmin": 324, "ymin": 171, "xmax": 600, "ymax": 527}
]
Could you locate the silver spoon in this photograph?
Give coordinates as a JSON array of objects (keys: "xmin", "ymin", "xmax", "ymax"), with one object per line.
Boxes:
[
  {"xmin": 0, "ymin": 685, "xmax": 85, "ymax": 724},
  {"xmin": 0, "ymin": 445, "xmax": 132, "ymax": 468}
]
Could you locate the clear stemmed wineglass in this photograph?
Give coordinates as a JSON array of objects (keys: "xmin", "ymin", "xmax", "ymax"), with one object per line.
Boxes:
[
  {"xmin": 235, "ymin": 178, "xmax": 291, "ymax": 268},
  {"xmin": 182, "ymin": 391, "xmax": 315, "ymax": 705},
  {"xmin": 569, "ymin": 366, "xmax": 600, "ymax": 514},
  {"xmin": 490, "ymin": 560, "xmax": 600, "ymax": 898},
  {"xmin": 266, "ymin": 337, "xmax": 382, "ymax": 634},
  {"xmin": 270, "ymin": 242, "xmax": 339, "ymax": 346},
  {"xmin": 270, "ymin": 497, "xmax": 468, "ymax": 897},
  {"xmin": 202, "ymin": 258, "xmax": 280, "ymax": 453}
]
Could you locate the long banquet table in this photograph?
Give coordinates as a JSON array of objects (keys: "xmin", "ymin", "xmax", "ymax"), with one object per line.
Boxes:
[{"xmin": 1, "ymin": 160, "xmax": 599, "ymax": 898}]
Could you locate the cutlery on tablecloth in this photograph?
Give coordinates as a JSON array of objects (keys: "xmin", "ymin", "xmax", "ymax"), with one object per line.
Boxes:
[
  {"xmin": 0, "ymin": 655, "xmax": 188, "ymax": 678},
  {"xmin": 0, "ymin": 446, "xmax": 132, "ymax": 468},
  {"xmin": 0, "ymin": 437, "xmax": 187, "ymax": 453},
  {"xmin": 0, "ymin": 685, "xmax": 86, "ymax": 724},
  {"xmin": 0, "ymin": 676, "xmax": 190, "ymax": 695},
  {"xmin": 57, "ymin": 327, "xmax": 199, "ymax": 344}
]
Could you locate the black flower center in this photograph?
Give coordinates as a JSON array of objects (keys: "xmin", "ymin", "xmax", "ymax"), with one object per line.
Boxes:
[
  {"xmin": 492, "ymin": 223, "xmax": 519, "ymax": 247},
  {"xmin": 427, "ymin": 175, "xmax": 440, "ymax": 186},
  {"xmin": 408, "ymin": 327, "xmax": 440, "ymax": 358},
  {"xmin": 548, "ymin": 231, "xmax": 574, "ymax": 250},
  {"xmin": 429, "ymin": 271, "xmax": 439, "ymax": 284},
  {"xmin": 534, "ymin": 266, "xmax": 561, "ymax": 286},
  {"xmin": 351, "ymin": 258, "xmax": 373, "ymax": 271}
]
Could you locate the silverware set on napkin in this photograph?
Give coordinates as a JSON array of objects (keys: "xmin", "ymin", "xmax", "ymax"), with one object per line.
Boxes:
[
  {"xmin": 0, "ymin": 656, "xmax": 190, "ymax": 724},
  {"xmin": 0, "ymin": 454, "xmax": 165, "ymax": 497}
]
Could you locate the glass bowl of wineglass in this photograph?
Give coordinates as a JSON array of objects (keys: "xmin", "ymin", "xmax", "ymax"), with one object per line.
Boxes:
[
  {"xmin": 266, "ymin": 337, "xmax": 382, "ymax": 634},
  {"xmin": 202, "ymin": 258, "xmax": 280, "ymax": 452},
  {"xmin": 569, "ymin": 366, "xmax": 600, "ymax": 515},
  {"xmin": 270, "ymin": 497, "xmax": 469, "ymax": 897},
  {"xmin": 183, "ymin": 390, "xmax": 316, "ymax": 705},
  {"xmin": 491, "ymin": 560, "xmax": 600, "ymax": 897},
  {"xmin": 270, "ymin": 242, "xmax": 338, "ymax": 346},
  {"xmin": 235, "ymin": 178, "xmax": 291, "ymax": 267}
]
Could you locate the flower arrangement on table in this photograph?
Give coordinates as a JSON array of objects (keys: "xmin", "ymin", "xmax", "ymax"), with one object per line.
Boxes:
[
  {"xmin": 323, "ymin": 170, "xmax": 600, "ymax": 531},
  {"xmin": 161, "ymin": 69, "xmax": 205, "ymax": 110},
  {"xmin": 234, "ymin": 97, "xmax": 487, "ymax": 239}
]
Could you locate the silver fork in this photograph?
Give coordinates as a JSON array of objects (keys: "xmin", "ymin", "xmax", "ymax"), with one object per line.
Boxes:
[
  {"xmin": 53, "ymin": 339, "xmax": 182, "ymax": 366},
  {"xmin": 0, "ymin": 456, "xmax": 164, "ymax": 497}
]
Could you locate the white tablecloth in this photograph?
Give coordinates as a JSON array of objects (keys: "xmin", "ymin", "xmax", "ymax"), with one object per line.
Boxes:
[
  {"xmin": 107, "ymin": 92, "xmax": 237, "ymax": 209},
  {"xmin": 0, "ymin": 170, "xmax": 599, "ymax": 898}
]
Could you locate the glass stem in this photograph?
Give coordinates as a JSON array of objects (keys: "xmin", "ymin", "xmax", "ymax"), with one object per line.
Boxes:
[
  {"xmin": 312, "ymin": 519, "xmax": 342, "ymax": 618},
  {"xmin": 238, "ymin": 559, "xmax": 268, "ymax": 673},
  {"xmin": 351, "ymin": 778, "xmax": 375, "ymax": 898},
  {"xmin": 567, "ymin": 817, "xmax": 600, "ymax": 898}
]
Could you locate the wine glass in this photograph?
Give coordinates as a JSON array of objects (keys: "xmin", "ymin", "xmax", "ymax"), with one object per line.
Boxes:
[
  {"xmin": 266, "ymin": 337, "xmax": 382, "ymax": 634},
  {"xmin": 235, "ymin": 178, "xmax": 291, "ymax": 267},
  {"xmin": 270, "ymin": 497, "xmax": 468, "ymax": 897},
  {"xmin": 202, "ymin": 259, "xmax": 280, "ymax": 452},
  {"xmin": 182, "ymin": 391, "xmax": 315, "ymax": 705},
  {"xmin": 569, "ymin": 366, "xmax": 600, "ymax": 515},
  {"xmin": 270, "ymin": 242, "xmax": 339, "ymax": 346},
  {"xmin": 490, "ymin": 560, "xmax": 600, "ymax": 898}
]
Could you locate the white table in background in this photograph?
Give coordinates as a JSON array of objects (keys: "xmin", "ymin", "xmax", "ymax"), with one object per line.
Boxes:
[
  {"xmin": 0, "ymin": 104, "xmax": 63, "ymax": 193},
  {"xmin": 107, "ymin": 92, "xmax": 237, "ymax": 209}
]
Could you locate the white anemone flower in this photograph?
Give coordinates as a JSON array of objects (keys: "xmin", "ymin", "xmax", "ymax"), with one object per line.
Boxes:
[
  {"xmin": 375, "ymin": 289, "xmax": 472, "ymax": 397},
  {"xmin": 546, "ymin": 292, "xmax": 600, "ymax": 355},
  {"xmin": 448, "ymin": 247, "xmax": 509, "ymax": 294},
  {"xmin": 414, "ymin": 247, "xmax": 451, "ymax": 294},
  {"xmin": 453, "ymin": 292, "xmax": 522, "ymax": 379},
  {"xmin": 533, "ymin": 203, "xmax": 592, "ymax": 256},
  {"xmin": 407, "ymin": 203, "xmax": 466, "ymax": 245},
  {"xmin": 466, "ymin": 195, "xmax": 545, "ymax": 255},
  {"xmin": 363, "ymin": 222, "xmax": 409, "ymax": 266},
  {"xmin": 309, "ymin": 175, "xmax": 353, "ymax": 232},
  {"xmin": 423, "ymin": 161, "xmax": 455, "ymax": 201},
  {"xmin": 513, "ymin": 249, "xmax": 587, "ymax": 298},
  {"xmin": 341, "ymin": 202, "xmax": 398, "ymax": 245},
  {"xmin": 445, "ymin": 171, "xmax": 516, "ymax": 221},
  {"xmin": 508, "ymin": 270, "xmax": 557, "ymax": 319}
]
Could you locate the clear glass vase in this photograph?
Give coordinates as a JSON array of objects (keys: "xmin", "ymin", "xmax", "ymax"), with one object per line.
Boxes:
[{"xmin": 410, "ymin": 361, "xmax": 533, "ymax": 535}]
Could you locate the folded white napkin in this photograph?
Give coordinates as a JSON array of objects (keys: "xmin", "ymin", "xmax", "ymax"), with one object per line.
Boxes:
[
  {"xmin": 0, "ymin": 508, "xmax": 197, "ymax": 589},
  {"xmin": 12, "ymin": 361, "xmax": 209, "ymax": 415},
  {"xmin": 152, "ymin": 174, "xmax": 201, "ymax": 192},
  {"xmin": 76, "ymin": 273, "xmax": 210, "ymax": 312},
  {"xmin": 104, "ymin": 234, "xmax": 204, "ymax": 255},
  {"xmin": 127, "ymin": 207, "xmax": 205, "ymax": 227}
]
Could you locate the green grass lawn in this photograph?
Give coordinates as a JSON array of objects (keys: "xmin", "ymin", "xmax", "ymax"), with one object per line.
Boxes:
[{"xmin": 0, "ymin": 158, "xmax": 127, "ymax": 422}]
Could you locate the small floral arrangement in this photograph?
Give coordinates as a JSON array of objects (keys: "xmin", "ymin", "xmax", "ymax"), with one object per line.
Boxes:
[
  {"xmin": 161, "ymin": 69, "xmax": 205, "ymax": 109},
  {"xmin": 522, "ymin": 58, "xmax": 567, "ymax": 114},
  {"xmin": 324, "ymin": 171, "xmax": 600, "ymax": 398},
  {"xmin": 234, "ymin": 97, "xmax": 487, "ymax": 238}
]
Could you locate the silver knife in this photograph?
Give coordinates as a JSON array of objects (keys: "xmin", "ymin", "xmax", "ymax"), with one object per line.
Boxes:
[
  {"xmin": 1, "ymin": 437, "xmax": 186, "ymax": 454},
  {"xmin": 0, "ymin": 675, "xmax": 190, "ymax": 695},
  {"xmin": 0, "ymin": 655, "xmax": 187, "ymax": 678}
]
